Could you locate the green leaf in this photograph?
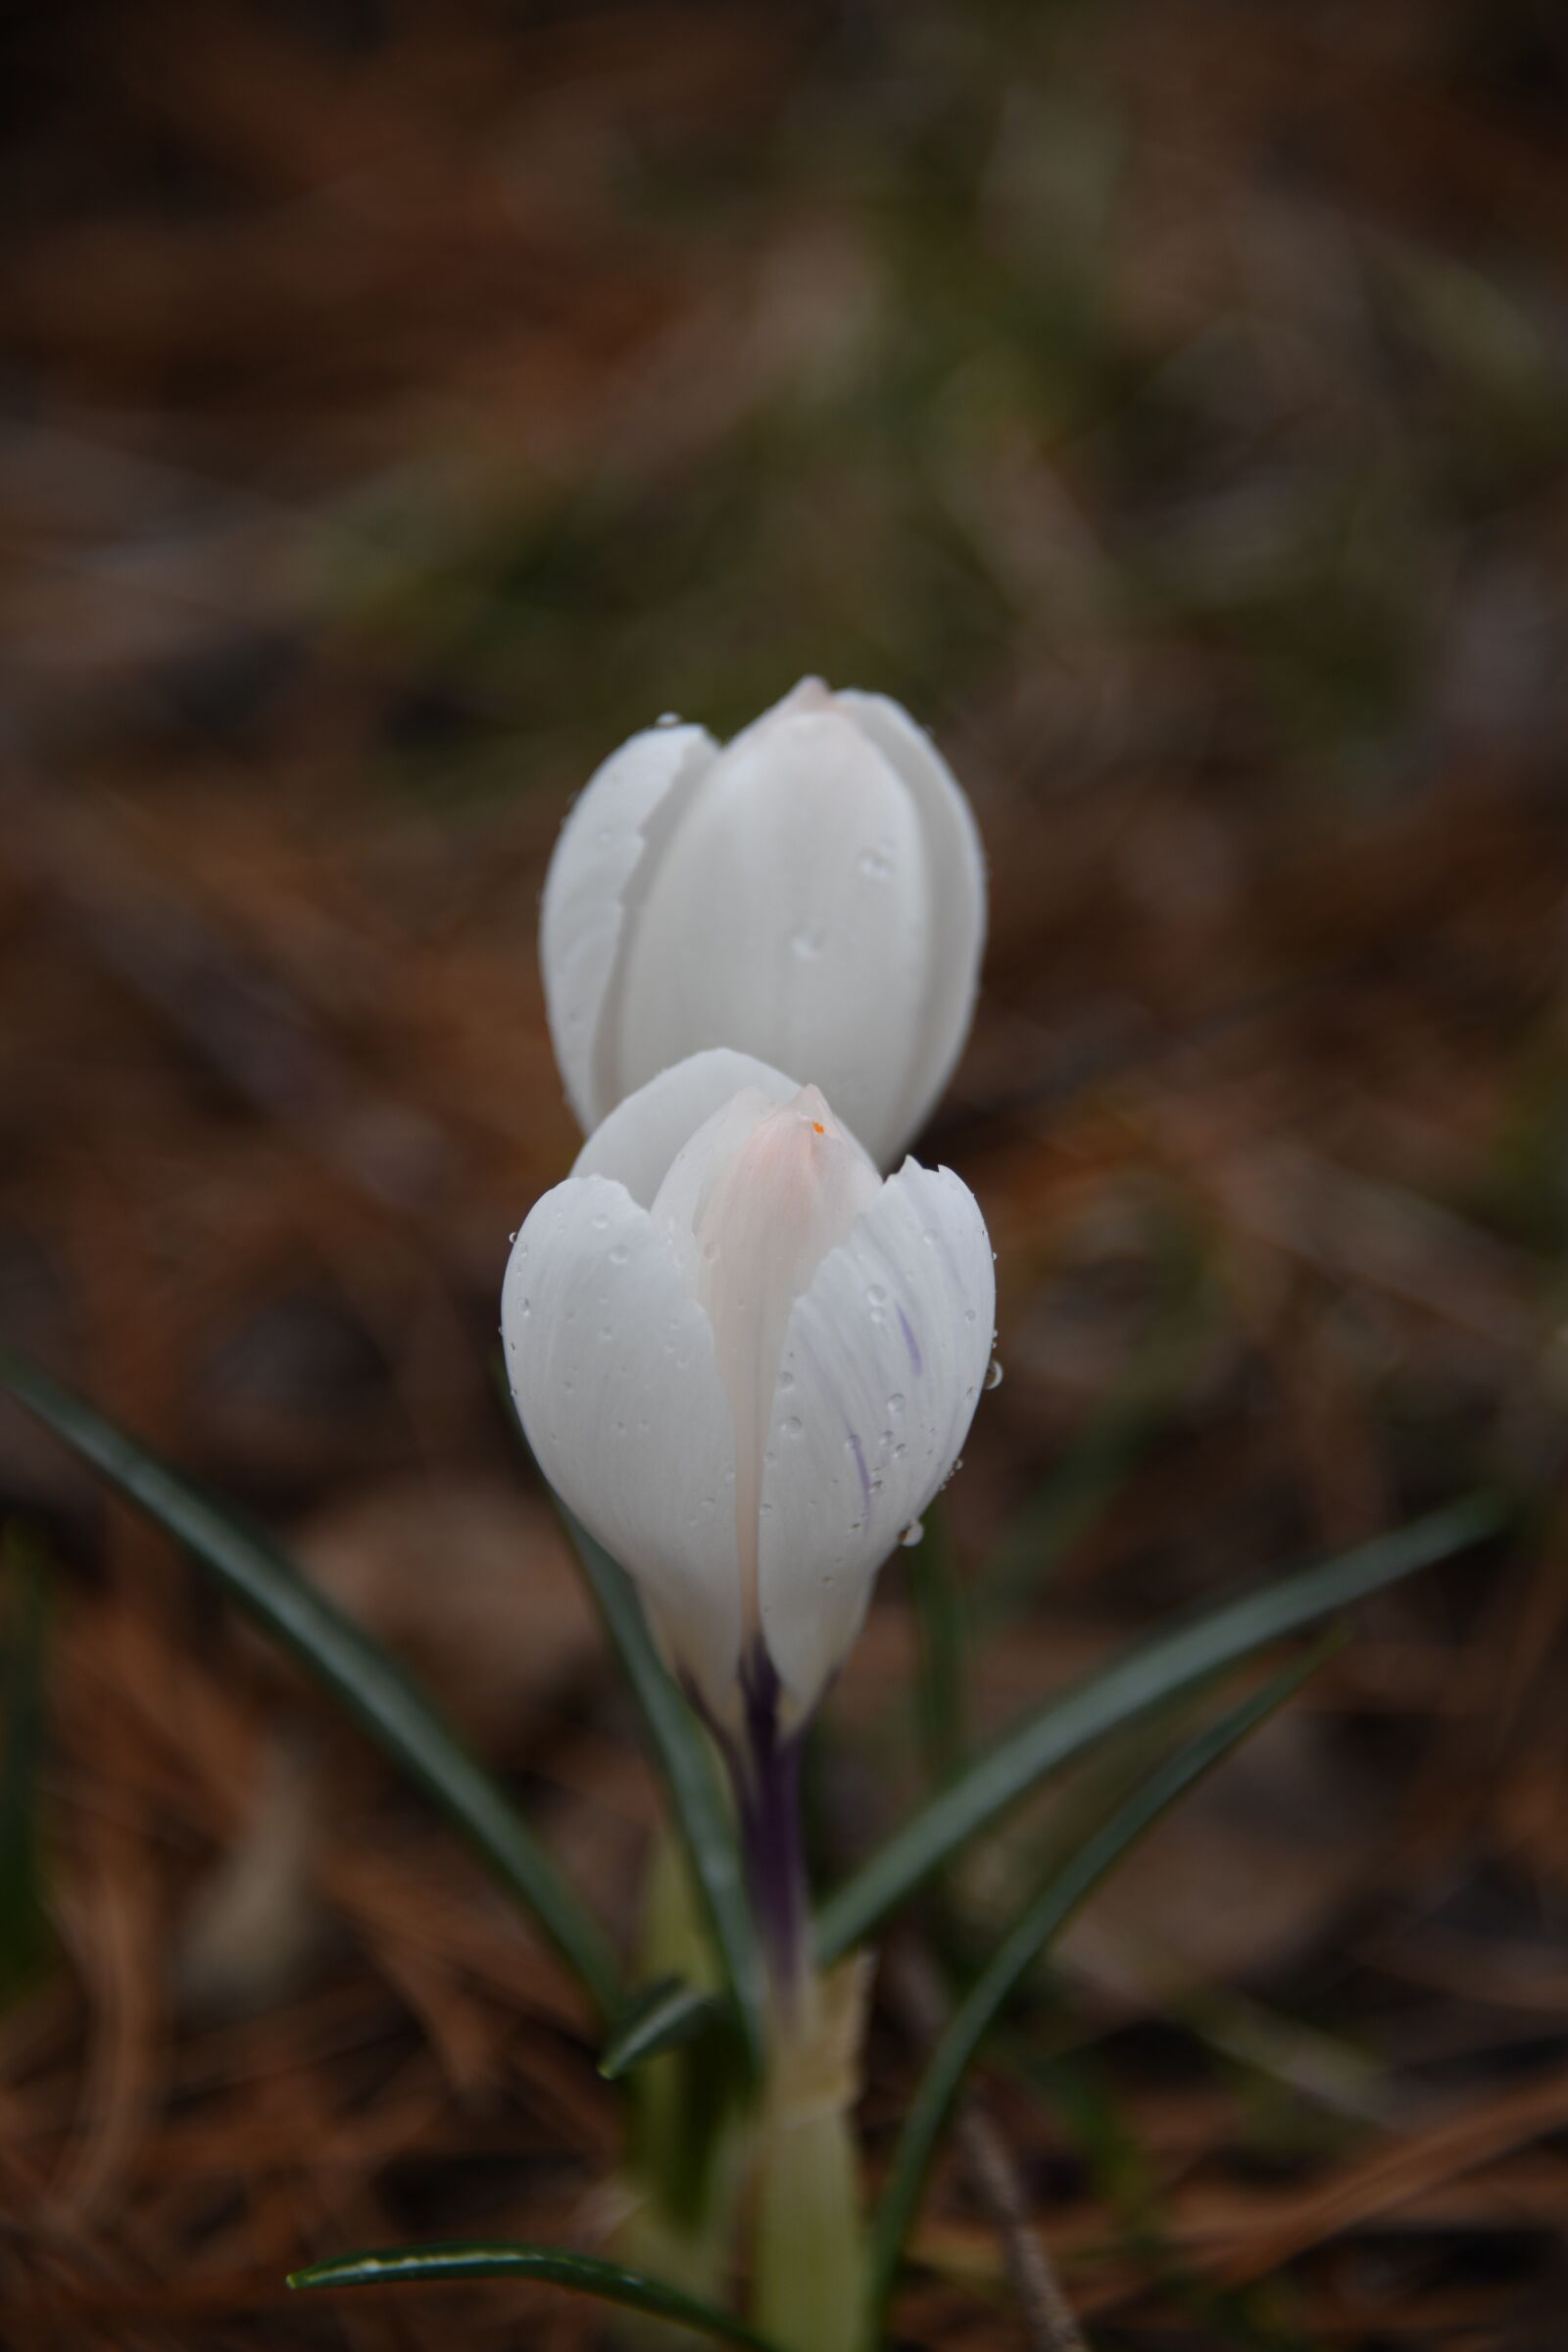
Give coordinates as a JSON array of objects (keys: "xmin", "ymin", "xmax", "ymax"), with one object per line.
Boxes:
[
  {"xmin": 0, "ymin": 1528, "xmax": 50, "ymax": 2004},
  {"xmin": 866, "ymin": 1650, "xmax": 1325, "ymax": 2330},
  {"xmin": 563, "ymin": 1512, "xmax": 766, "ymax": 2082},
  {"xmin": 288, "ymin": 2240, "xmax": 778, "ymax": 2347},
  {"xmin": 600, "ymin": 1976, "xmax": 726, "ymax": 2081},
  {"xmin": 0, "ymin": 1350, "xmax": 621, "ymax": 2020},
  {"xmin": 818, "ymin": 1495, "xmax": 1501, "ymax": 1965}
]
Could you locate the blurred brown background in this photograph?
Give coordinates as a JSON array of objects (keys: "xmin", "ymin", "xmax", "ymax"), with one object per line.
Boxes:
[{"xmin": 1, "ymin": 2, "xmax": 1566, "ymax": 2344}]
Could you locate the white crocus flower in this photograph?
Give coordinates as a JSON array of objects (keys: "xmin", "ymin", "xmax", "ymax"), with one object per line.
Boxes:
[
  {"xmin": 540, "ymin": 681, "xmax": 986, "ymax": 1169},
  {"xmin": 503, "ymin": 1049, "xmax": 995, "ymax": 1746}
]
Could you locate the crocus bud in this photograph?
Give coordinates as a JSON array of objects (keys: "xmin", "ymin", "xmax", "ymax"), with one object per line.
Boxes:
[
  {"xmin": 540, "ymin": 682, "xmax": 986, "ymax": 1168},
  {"xmin": 503, "ymin": 1049, "xmax": 995, "ymax": 1740}
]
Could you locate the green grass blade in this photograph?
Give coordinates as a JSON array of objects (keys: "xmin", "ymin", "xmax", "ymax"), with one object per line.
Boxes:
[
  {"xmin": 599, "ymin": 1976, "xmax": 725, "ymax": 2081},
  {"xmin": 289, "ymin": 2240, "xmax": 777, "ymax": 2346},
  {"xmin": 0, "ymin": 1528, "xmax": 50, "ymax": 2005},
  {"xmin": 866, "ymin": 1651, "xmax": 1324, "ymax": 2331},
  {"xmin": 0, "ymin": 1349, "xmax": 621, "ymax": 2019},
  {"xmin": 818, "ymin": 1494, "xmax": 1500, "ymax": 1965},
  {"xmin": 562, "ymin": 1512, "xmax": 766, "ymax": 2082}
]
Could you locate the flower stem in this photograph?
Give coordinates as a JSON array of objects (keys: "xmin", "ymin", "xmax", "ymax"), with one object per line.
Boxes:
[{"xmin": 733, "ymin": 1651, "xmax": 809, "ymax": 2012}]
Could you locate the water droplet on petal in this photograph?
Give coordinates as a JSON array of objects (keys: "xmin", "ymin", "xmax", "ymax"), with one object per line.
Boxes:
[
  {"xmin": 887, "ymin": 1393, "xmax": 905, "ymax": 1416},
  {"xmin": 985, "ymin": 1359, "xmax": 1004, "ymax": 1391},
  {"xmin": 779, "ymin": 1370, "xmax": 795, "ymax": 1392},
  {"xmin": 866, "ymin": 1283, "xmax": 887, "ymax": 1305},
  {"xmin": 655, "ymin": 710, "xmax": 681, "ymax": 727},
  {"xmin": 783, "ymin": 1415, "xmax": 803, "ymax": 1437},
  {"xmin": 900, "ymin": 1519, "xmax": 924, "ymax": 1547},
  {"xmin": 790, "ymin": 919, "xmax": 827, "ymax": 959},
  {"xmin": 858, "ymin": 843, "xmax": 894, "ymax": 881},
  {"xmin": 591, "ymin": 1210, "xmax": 609, "ymax": 1231},
  {"xmin": 610, "ymin": 1242, "xmax": 630, "ymax": 1265}
]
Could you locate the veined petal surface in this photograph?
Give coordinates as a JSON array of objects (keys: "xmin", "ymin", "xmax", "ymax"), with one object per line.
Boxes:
[
  {"xmin": 503, "ymin": 1173, "xmax": 741, "ymax": 1722},
  {"xmin": 758, "ymin": 1159, "xmax": 995, "ymax": 1721},
  {"xmin": 612, "ymin": 703, "xmax": 932, "ymax": 1164},
  {"xmin": 837, "ymin": 689, "xmax": 986, "ymax": 1150},
  {"xmin": 540, "ymin": 722, "xmax": 715, "ymax": 1131}
]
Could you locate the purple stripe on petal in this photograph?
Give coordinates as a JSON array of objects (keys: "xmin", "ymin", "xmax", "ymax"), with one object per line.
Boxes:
[
  {"xmin": 898, "ymin": 1305, "xmax": 923, "ymax": 1375},
  {"xmin": 847, "ymin": 1430, "xmax": 874, "ymax": 1517}
]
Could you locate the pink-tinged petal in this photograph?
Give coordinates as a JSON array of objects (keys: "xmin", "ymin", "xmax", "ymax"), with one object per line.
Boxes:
[
  {"xmin": 757, "ymin": 1159, "xmax": 994, "ymax": 1723},
  {"xmin": 652, "ymin": 1087, "xmax": 882, "ymax": 1651},
  {"xmin": 503, "ymin": 1173, "xmax": 742, "ymax": 1726},
  {"xmin": 571, "ymin": 1048, "xmax": 799, "ymax": 1209},
  {"xmin": 539, "ymin": 721, "xmax": 716, "ymax": 1131}
]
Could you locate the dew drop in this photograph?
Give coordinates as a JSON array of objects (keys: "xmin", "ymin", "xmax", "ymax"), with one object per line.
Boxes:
[
  {"xmin": 609, "ymin": 1242, "xmax": 630, "ymax": 1265},
  {"xmin": 783, "ymin": 1415, "xmax": 803, "ymax": 1437},
  {"xmin": 507, "ymin": 1229, "xmax": 517, "ymax": 1245},
  {"xmin": 887, "ymin": 1392, "xmax": 905, "ymax": 1416},
  {"xmin": 866, "ymin": 1282, "xmax": 888, "ymax": 1305},
  {"xmin": 858, "ymin": 843, "xmax": 894, "ymax": 881},
  {"xmin": 964, "ymin": 1308, "xmax": 977, "ymax": 1324},
  {"xmin": 790, "ymin": 918, "xmax": 827, "ymax": 959},
  {"xmin": 591, "ymin": 1210, "xmax": 609, "ymax": 1231},
  {"xmin": 778, "ymin": 1369, "xmax": 795, "ymax": 1392},
  {"xmin": 900, "ymin": 1519, "xmax": 925, "ymax": 1548},
  {"xmin": 655, "ymin": 710, "xmax": 681, "ymax": 727},
  {"xmin": 985, "ymin": 1358, "xmax": 1004, "ymax": 1391}
]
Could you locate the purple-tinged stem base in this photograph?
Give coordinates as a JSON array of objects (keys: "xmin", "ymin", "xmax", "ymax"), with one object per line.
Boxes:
[{"xmin": 731, "ymin": 1647, "xmax": 809, "ymax": 2014}]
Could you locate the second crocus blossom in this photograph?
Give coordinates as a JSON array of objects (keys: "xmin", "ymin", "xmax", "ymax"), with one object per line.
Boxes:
[
  {"xmin": 540, "ymin": 681, "xmax": 986, "ymax": 1168},
  {"xmin": 503, "ymin": 1050, "xmax": 995, "ymax": 1744}
]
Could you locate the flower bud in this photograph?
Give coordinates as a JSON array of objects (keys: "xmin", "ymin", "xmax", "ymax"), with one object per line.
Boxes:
[
  {"xmin": 504, "ymin": 1050, "xmax": 995, "ymax": 1735},
  {"xmin": 540, "ymin": 682, "xmax": 986, "ymax": 1168}
]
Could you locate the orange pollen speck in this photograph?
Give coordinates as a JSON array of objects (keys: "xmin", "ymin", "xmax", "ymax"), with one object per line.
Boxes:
[{"xmin": 810, "ymin": 1120, "xmax": 825, "ymax": 1135}]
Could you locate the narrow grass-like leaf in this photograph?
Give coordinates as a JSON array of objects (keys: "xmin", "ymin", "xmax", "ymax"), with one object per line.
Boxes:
[
  {"xmin": 289, "ymin": 2240, "xmax": 777, "ymax": 2346},
  {"xmin": 0, "ymin": 1350, "xmax": 621, "ymax": 2018},
  {"xmin": 818, "ymin": 1494, "xmax": 1500, "ymax": 1964},
  {"xmin": 907, "ymin": 1503, "xmax": 966, "ymax": 1782},
  {"xmin": 600, "ymin": 1976, "xmax": 726, "ymax": 2081},
  {"xmin": 0, "ymin": 1528, "xmax": 50, "ymax": 2004},
  {"xmin": 562, "ymin": 1511, "xmax": 766, "ymax": 2082},
  {"xmin": 866, "ymin": 1651, "xmax": 1324, "ymax": 2330}
]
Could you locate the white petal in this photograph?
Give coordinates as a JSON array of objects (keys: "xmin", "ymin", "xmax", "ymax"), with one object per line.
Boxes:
[
  {"xmin": 836, "ymin": 691, "xmax": 986, "ymax": 1149},
  {"xmin": 758, "ymin": 1159, "xmax": 994, "ymax": 1722},
  {"xmin": 611, "ymin": 705, "xmax": 933, "ymax": 1165},
  {"xmin": 539, "ymin": 721, "xmax": 716, "ymax": 1131},
  {"xmin": 654, "ymin": 1086, "xmax": 883, "ymax": 1652},
  {"xmin": 503, "ymin": 1173, "xmax": 741, "ymax": 1725},
  {"xmin": 570, "ymin": 1047, "xmax": 799, "ymax": 1209}
]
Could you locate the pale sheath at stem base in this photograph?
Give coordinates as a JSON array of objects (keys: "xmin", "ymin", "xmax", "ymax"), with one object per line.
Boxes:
[{"xmin": 753, "ymin": 1954, "xmax": 874, "ymax": 2352}]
